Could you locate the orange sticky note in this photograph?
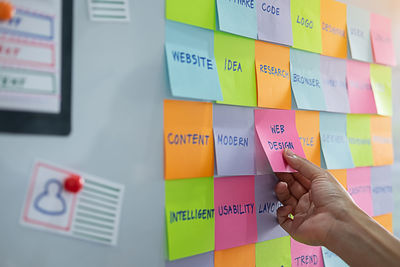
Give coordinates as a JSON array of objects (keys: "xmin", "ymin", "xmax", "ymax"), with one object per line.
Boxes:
[
  {"xmin": 295, "ymin": 111, "xmax": 321, "ymax": 167},
  {"xmin": 214, "ymin": 244, "xmax": 255, "ymax": 267},
  {"xmin": 255, "ymin": 40, "xmax": 291, "ymax": 110},
  {"xmin": 370, "ymin": 115, "xmax": 394, "ymax": 166},
  {"xmin": 374, "ymin": 213, "xmax": 393, "ymax": 234},
  {"xmin": 329, "ymin": 169, "xmax": 347, "ymax": 189},
  {"xmin": 321, "ymin": 0, "xmax": 347, "ymax": 58},
  {"xmin": 164, "ymin": 99, "xmax": 214, "ymax": 179}
]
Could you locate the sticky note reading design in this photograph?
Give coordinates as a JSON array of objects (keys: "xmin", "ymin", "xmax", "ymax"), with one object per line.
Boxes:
[
  {"xmin": 290, "ymin": 48, "xmax": 326, "ymax": 111},
  {"xmin": 214, "ymin": 176, "xmax": 257, "ymax": 250},
  {"xmin": 370, "ymin": 64, "xmax": 392, "ymax": 116},
  {"xmin": 322, "ymin": 247, "xmax": 349, "ymax": 267},
  {"xmin": 164, "ymin": 100, "xmax": 214, "ymax": 180},
  {"xmin": 166, "ymin": 252, "xmax": 214, "ymax": 267},
  {"xmin": 370, "ymin": 115, "xmax": 394, "ymax": 166},
  {"xmin": 255, "ymin": 41, "xmax": 291, "ymax": 110},
  {"xmin": 347, "ymin": 167, "xmax": 373, "ymax": 217},
  {"xmin": 347, "ymin": 114, "xmax": 373, "ymax": 167},
  {"xmin": 373, "ymin": 213, "xmax": 393, "ymax": 234},
  {"xmin": 214, "ymin": 244, "xmax": 255, "ymax": 267},
  {"xmin": 165, "ymin": 177, "xmax": 215, "ymax": 260},
  {"xmin": 256, "ymin": 236, "xmax": 291, "ymax": 267},
  {"xmin": 165, "ymin": 21, "xmax": 222, "ymax": 101},
  {"xmin": 291, "ymin": 239, "xmax": 324, "ymax": 267},
  {"xmin": 371, "ymin": 166, "xmax": 394, "ymax": 216},
  {"xmin": 255, "ymin": 109, "xmax": 305, "ymax": 172},
  {"xmin": 295, "ymin": 110, "xmax": 321, "ymax": 166},
  {"xmin": 216, "ymin": 0, "xmax": 257, "ymax": 39},
  {"xmin": 215, "ymin": 32, "xmax": 257, "ymax": 107},
  {"xmin": 256, "ymin": 0, "xmax": 293, "ymax": 46},
  {"xmin": 213, "ymin": 105, "xmax": 255, "ymax": 176},
  {"xmin": 370, "ymin": 13, "xmax": 396, "ymax": 66}
]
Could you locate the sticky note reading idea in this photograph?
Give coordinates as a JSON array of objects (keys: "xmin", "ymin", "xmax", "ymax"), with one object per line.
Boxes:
[
  {"xmin": 164, "ymin": 100, "xmax": 214, "ymax": 180},
  {"xmin": 370, "ymin": 13, "xmax": 396, "ymax": 66},
  {"xmin": 370, "ymin": 64, "xmax": 392, "ymax": 116},
  {"xmin": 347, "ymin": 114, "xmax": 373, "ymax": 167},
  {"xmin": 256, "ymin": 236, "xmax": 291, "ymax": 267},
  {"xmin": 255, "ymin": 109, "xmax": 305, "ymax": 172},
  {"xmin": 347, "ymin": 5, "xmax": 372, "ymax": 62},
  {"xmin": 291, "ymin": 239, "xmax": 324, "ymax": 267}
]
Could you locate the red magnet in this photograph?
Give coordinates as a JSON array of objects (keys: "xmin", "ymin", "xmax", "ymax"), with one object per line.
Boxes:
[
  {"xmin": 64, "ymin": 175, "xmax": 84, "ymax": 193},
  {"xmin": 0, "ymin": 1, "xmax": 15, "ymax": 21}
]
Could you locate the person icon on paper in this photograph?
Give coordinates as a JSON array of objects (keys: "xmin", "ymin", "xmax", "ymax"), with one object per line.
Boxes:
[{"xmin": 34, "ymin": 179, "xmax": 67, "ymax": 216}]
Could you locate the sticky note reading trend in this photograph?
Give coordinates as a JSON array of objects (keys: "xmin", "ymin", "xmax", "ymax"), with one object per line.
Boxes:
[
  {"xmin": 291, "ymin": 239, "xmax": 324, "ymax": 267},
  {"xmin": 215, "ymin": 32, "xmax": 257, "ymax": 107},
  {"xmin": 255, "ymin": 41, "xmax": 291, "ymax": 110},
  {"xmin": 291, "ymin": 0, "xmax": 322, "ymax": 53},
  {"xmin": 370, "ymin": 115, "xmax": 394, "ymax": 166},
  {"xmin": 370, "ymin": 64, "xmax": 392, "ymax": 116},
  {"xmin": 295, "ymin": 110, "xmax": 321, "ymax": 166},
  {"xmin": 347, "ymin": 60, "xmax": 377, "ymax": 114},
  {"xmin": 165, "ymin": 21, "xmax": 222, "ymax": 101},
  {"xmin": 256, "ymin": 236, "xmax": 291, "ymax": 267},
  {"xmin": 165, "ymin": 178, "xmax": 215, "ymax": 260},
  {"xmin": 347, "ymin": 167, "xmax": 373, "ymax": 217},
  {"xmin": 214, "ymin": 244, "xmax": 255, "ymax": 267},
  {"xmin": 166, "ymin": 252, "xmax": 214, "ymax": 267},
  {"xmin": 255, "ymin": 109, "xmax": 305, "ymax": 172},
  {"xmin": 216, "ymin": 0, "xmax": 257, "ymax": 39},
  {"xmin": 213, "ymin": 105, "xmax": 255, "ymax": 176},
  {"xmin": 214, "ymin": 176, "xmax": 257, "ymax": 250},
  {"xmin": 166, "ymin": 0, "xmax": 216, "ymax": 30},
  {"xmin": 371, "ymin": 166, "xmax": 394, "ymax": 216},
  {"xmin": 347, "ymin": 114, "xmax": 373, "ymax": 167},
  {"xmin": 322, "ymin": 247, "xmax": 349, "ymax": 267},
  {"xmin": 371, "ymin": 13, "xmax": 396, "ymax": 66},
  {"xmin": 164, "ymin": 100, "xmax": 214, "ymax": 180},
  {"xmin": 257, "ymin": 0, "xmax": 293, "ymax": 46},
  {"xmin": 373, "ymin": 213, "xmax": 393, "ymax": 234}
]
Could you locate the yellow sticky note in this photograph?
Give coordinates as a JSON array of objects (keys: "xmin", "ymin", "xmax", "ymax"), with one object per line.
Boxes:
[
  {"xmin": 215, "ymin": 244, "xmax": 255, "ymax": 267},
  {"xmin": 347, "ymin": 114, "xmax": 374, "ymax": 167},
  {"xmin": 370, "ymin": 64, "xmax": 392, "ymax": 116},
  {"xmin": 329, "ymin": 169, "xmax": 347, "ymax": 189},
  {"xmin": 296, "ymin": 110, "xmax": 321, "ymax": 167},
  {"xmin": 256, "ymin": 236, "xmax": 291, "ymax": 267},
  {"xmin": 373, "ymin": 213, "xmax": 393, "ymax": 234},
  {"xmin": 371, "ymin": 115, "xmax": 394, "ymax": 166}
]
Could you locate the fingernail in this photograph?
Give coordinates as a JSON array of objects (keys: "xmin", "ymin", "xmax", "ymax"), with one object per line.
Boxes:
[{"xmin": 285, "ymin": 149, "xmax": 296, "ymax": 159}]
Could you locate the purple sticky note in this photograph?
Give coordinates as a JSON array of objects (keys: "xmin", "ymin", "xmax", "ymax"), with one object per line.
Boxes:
[
  {"xmin": 166, "ymin": 252, "xmax": 214, "ymax": 267},
  {"xmin": 255, "ymin": 174, "xmax": 288, "ymax": 242},
  {"xmin": 371, "ymin": 166, "xmax": 394, "ymax": 216},
  {"xmin": 347, "ymin": 167, "xmax": 373, "ymax": 216},
  {"xmin": 213, "ymin": 104, "xmax": 255, "ymax": 176}
]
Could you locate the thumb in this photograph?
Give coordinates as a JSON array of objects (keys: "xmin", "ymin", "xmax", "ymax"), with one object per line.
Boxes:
[{"xmin": 283, "ymin": 149, "xmax": 325, "ymax": 180}]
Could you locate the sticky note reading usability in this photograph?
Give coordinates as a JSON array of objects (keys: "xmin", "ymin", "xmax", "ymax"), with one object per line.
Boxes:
[
  {"xmin": 291, "ymin": 239, "xmax": 324, "ymax": 267},
  {"xmin": 256, "ymin": 236, "xmax": 291, "ymax": 267},
  {"xmin": 370, "ymin": 64, "xmax": 392, "ymax": 116},
  {"xmin": 370, "ymin": 13, "xmax": 396, "ymax": 66},
  {"xmin": 370, "ymin": 115, "xmax": 394, "ymax": 166},
  {"xmin": 347, "ymin": 167, "xmax": 373, "ymax": 216},
  {"xmin": 371, "ymin": 166, "xmax": 394, "ymax": 216},
  {"xmin": 255, "ymin": 109, "xmax": 305, "ymax": 172},
  {"xmin": 214, "ymin": 244, "xmax": 255, "ymax": 267},
  {"xmin": 347, "ymin": 114, "xmax": 373, "ymax": 167}
]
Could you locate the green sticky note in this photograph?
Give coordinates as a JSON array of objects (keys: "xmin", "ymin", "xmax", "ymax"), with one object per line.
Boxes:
[
  {"xmin": 215, "ymin": 31, "xmax": 257, "ymax": 107},
  {"xmin": 347, "ymin": 114, "xmax": 374, "ymax": 167},
  {"xmin": 291, "ymin": 0, "xmax": 322, "ymax": 53},
  {"xmin": 370, "ymin": 64, "xmax": 392, "ymax": 116},
  {"xmin": 165, "ymin": 177, "xmax": 215, "ymax": 260},
  {"xmin": 166, "ymin": 0, "xmax": 216, "ymax": 30},
  {"xmin": 256, "ymin": 236, "xmax": 292, "ymax": 267}
]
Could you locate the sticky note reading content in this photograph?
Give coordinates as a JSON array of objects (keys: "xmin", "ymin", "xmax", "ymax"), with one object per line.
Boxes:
[
  {"xmin": 347, "ymin": 167, "xmax": 373, "ymax": 217},
  {"xmin": 256, "ymin": 236, "xmax": 291, "ymax": 267},
  {"xmin": 370, "ymin": 115, "xmax": 394, "ymax": 166},
  {"xmin": 371, "ymin": 166, "xmax": 394, "ymax": 216},
  {"xmin": 347, "ymin": 114, "xmax": 373, "ymax": 167},
  {"xmin": 370, "ymin": 64, "xmax": 392, "ymax": 116},
  {"xmin": 370, "ymin": 13, "xmax": 396, "ymax": 66},
  {"xmin": 295, "ymin": 110, "xmax": 321, "ymax": 166},
  {"xmin": 291, "ymin": 239, "xmax": 324, "ymax": 267},
  {"xmin": 255, "ymin": 109, "xmax": 305, "ymax": 172},
  {"xmin": 214, "ymin": 244, "xmax": 255, "ymax": 267}
]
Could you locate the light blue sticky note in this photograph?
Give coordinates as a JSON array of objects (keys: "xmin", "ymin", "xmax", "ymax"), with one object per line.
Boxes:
[
  {"xmin": 322, "ymin": 247, "xmax": 349, "ymax": 267},
  {"xmin": 371, "ymin": 166, "xmax": 394, "ymax": 216},
  {"xmin": 320, "ymin": 112, "xmax": 354, "ymax": 170},
  {"xmin": 165, "ymin": 20, "xmax": 223, "ymax": 101},
  {"xmin": 290, "ymin": 48, "xmax": 326, "ymax": 111},
  {"xmin": 216, "ymin": 0, "xmax": 257, "ymax": 39}
]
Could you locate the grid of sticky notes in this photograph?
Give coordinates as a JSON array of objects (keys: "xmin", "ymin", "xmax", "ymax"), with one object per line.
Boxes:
[{"xmin": 164, "ymin": 0, "xmax": 395, "ymax": 265}]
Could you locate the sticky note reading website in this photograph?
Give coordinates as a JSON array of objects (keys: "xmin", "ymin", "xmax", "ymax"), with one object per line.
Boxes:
[{"xmin": 347, "ymin": 167, "xmax": 373, "ymax": 217}]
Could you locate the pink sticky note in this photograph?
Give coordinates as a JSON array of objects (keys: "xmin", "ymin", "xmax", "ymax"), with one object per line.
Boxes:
[
  {"xmin": 347, "ymin": 60, "xmax": 377, "ymax": 114},
  {"xmin": 371, "ymin": 13, "xmax": 396, "ymax": 66},
  {"xmin": 254, "ymin": 109, "xmax": 305, "ymax": 172},
  {"xmin": 291, "ymin": 239, "xmax": 324, "ymax": 267},
  {"xmin": 347, "ymin": 167, "xmax": 373, "ymax": 216},
  {"xmin": 214, "ymin": 176, "xmax": 257, "ymax": 250}
]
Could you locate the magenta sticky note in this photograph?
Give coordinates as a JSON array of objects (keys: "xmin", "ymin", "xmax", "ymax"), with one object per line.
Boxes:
[
  {"xmin": 370, "ymin": 13, "xmax": 396, "ymax": 66},
  {"xmin": 347, "ymin": 60, "xmax": 377, "ymax": 114},
  {"xmin": 347, "ymin": 167, "xmax": 373, "ymax": 217},
  {"xmin": 254, "ymin": 109, "xmax": 305, "ymax": 172},
  {"xmin": 214, "ymin": 176, "xmax": 257, "ymax": 250},
  {"xmin": 291, "ymin": 239, "xmax": 324, "ymax": 267}
]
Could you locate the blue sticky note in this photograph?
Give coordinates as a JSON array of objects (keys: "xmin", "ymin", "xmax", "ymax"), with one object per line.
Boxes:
[
  {"xmin": 165, "ymin": 20, "xmax": 223, "ymax": 101},
  {"xmin": 371, "ymin": 166, "xmax": 394, "ymax": 216},
  {"xmin": 290, "ymin": 48, "xmax": 326, "ymax": 111},
  {"xmin": 322, "ymin": 247, "xmax": 348, "ymax": 267},
  {"xmin": 320, "ymin": 112, "xmax": 354, "ymax": 170},
  {"xmin": 216, "ymin": 0, "xmax": 257, "ymax": 39}
]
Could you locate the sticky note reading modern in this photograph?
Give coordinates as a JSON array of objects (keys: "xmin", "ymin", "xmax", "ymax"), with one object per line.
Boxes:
[
  {"xmin": 371, "ymin": 166, "xmax": 394, "ymax": 216},
  {"xmin": 347, "ymin": 167, "xmax": 373, "ymax": 216},
  {"xmin": 347, "ymin": 114, "xmax": 373, "ymax": 167},
  {"xmin": 291, "ymin": 239, "xmax": 324, "ymax": 267},
  {"xmin": 370, "ymin": 13, "xmax": 396, "ymax": 66},
  {"xmin": 370, "ymin": 64, "xmax": 392, "ymax": 116},
  {"xmin": 256, "ymin": 236, "xmax": 291, "ymax": 267},
  {"xmin": 370, "ymin": 115, "xmax": 394, "ymax": 166}
]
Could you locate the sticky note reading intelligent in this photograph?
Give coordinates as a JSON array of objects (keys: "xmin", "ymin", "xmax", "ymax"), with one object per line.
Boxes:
[
  {"xmin": 371, "ymin": 166, "xmax": 394, "ymax": 216},
  {"xmin": 370, "ymin": 64, "xmax": 392, "ymax": 116},
  {"xmin": 347, "ymin": 114, "xmax": 373, "ymax": 167},
  {"xmin": 214, "ymin": 244, "xmax": 255, "ymax": 267},
  {"xmin": 370, "ymin": 13, "xmax": 396, "ymax": 66},
  {"xmin": 370, "ymin": 115, "xmax": 394, "ymax": 166},
  {"xmin": 347, "ymin": 167, "xmax": 373, "ymax": 216},
  {"xmin": 256, "ymin": 236, "xmax": 291, "ymax": 267},
  {"xmin": 291, "ymin": 239, "xmax": 324, "ymax": 267}
]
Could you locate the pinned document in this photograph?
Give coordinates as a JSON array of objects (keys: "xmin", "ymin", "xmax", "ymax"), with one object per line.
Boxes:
[{"xmin": 88, "ymin": 0, "xmax": 130, "ymax": 22}]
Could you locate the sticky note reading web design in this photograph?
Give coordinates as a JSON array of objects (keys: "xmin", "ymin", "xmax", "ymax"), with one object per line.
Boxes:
[
  {"xmin": 371, "ymin": 13, "xmax": 396, "ymax": 66},
  {"xmin": 347, "ymin": 5, "xmax": 372, "ymax": 62},
  {"xmin": 322, "ymin": 247, "xmax": 349, "ymax": 267},
  {"xmin": 165, "ymin": 177, "xmax": 215, "ymax": 260},
  {"xmin": 370, "ymin": 64, "xmax": 392, "ymax": 116},
  {"xmin": 347, "ymin": 114, "xmax": 373, "ymax": 167},
  {"xmin": 213, "ymin": 105, "xmax": 255, "ymax": 176},
  {"xmin": 256, "ymin": 236, "xmax": 291, "ymax": 267},
  {"xmin": 296, "ymin": 110, "xmax": 321, "ymax": 167},
  {"xmin": 214, "ymin": 244, "xmax": 255, "ymax": 267},
  {"xmin": 164, "ymin": 100, "xmax": 214, "ymax": 180},
  {"xmin": 371, "ymin": 166, "xmax": 394, "ymax": 216},
  {"xmin": 214, "ymin": 176, "xmax": 257, "ymax": 250},
  {"xmin": 291, "ymin": 239, "xmax": 324, "ymax": 267},
  {"xmin": 255, "ymin": 109, "xmax": 305, "ymax": 172},
  {"xmin": 166, "ymin": 252, "xmax": 214, "ymax": 267},
  {"xmin": 370, "ymin": 115, "xmax": 394, "ymax": 166},
  {"xmin": 165, "ymin": 21, "xmax": 222, "ymax": 101},
  {"xmin": 347, "ymin": 167, "xmax": 373, "ymax": 217}
]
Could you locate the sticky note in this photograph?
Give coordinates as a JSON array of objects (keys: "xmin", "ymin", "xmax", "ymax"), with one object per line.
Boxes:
[
  {"xmin": 214, "ymin": 244, "xmax": 255, "ymax": 267},
  {"xmin": 291, "ymin": 0, "xmax": 322, "ymax": 53},
  {"xmin": 347, "ymin": 5, "xmax": 373, "ymax": 62},
  {"xmin": 322, "ymin": 247, "xmax": 349, "ymax": 267},
  {"xmin": 166, "ymin": 0, "xmax": 216, "ymax": 30},
  {"xmin": 347, "ymin": 167, "xmax": 373, "ymax": 217},
  {"xmin": 215, "ymin": 32, "xmax": 257, "ymax": 107},
  {"xmin": 166, "ymin": 252, "xmax": 214, "ymax": 267},
  {"xmin": 295, "ymin": 110, "xmax": 321, "ymax": 167},
  {"xmin": 216, "ymin": 0, "xmax": 257, "ymax": 39},
  {"xmin": 373, "ymin": 213, "xmax": 393, "ymax": 234},
  {"xmin": 165, "ymin": 177, "xmax": 215, "ymax": 260},
  {"xmin": 329, "ymin": 169, "xmax": 347, "ymax": 189},
  {"xmin": 347, "ymin": 60, "xmax": 377, "ymax": 114},
  {"xmin": 255, "ymin": 109, "xmax": 306, "ymax": 172},
  {"xmin": 255, "ymin": 132, "xmax": 274, "ymax": 175},
  {"xmin": 320, "ymin": 56, "xmax": 350, "ymax": 113},
  {"xmin": 256, "ymin": 236, "xmax": 291, "ymax": 267},
  {"xmin": 371, "ymin": 166, "xmax": 394, "ymax": 216},
  {"xmin": 320, "ymin": 112, "xmax": 354, "ymax": 170},
  {"xmin": 320, "ymin": 0, "xmax": 347, "ymax": 58},
  {"xmin": 370, "ymin": 115, "xmax": 394, "ymax": 166},
  {"xmin": 214, "ymin": 176, "xmax": 257, "ymax": 250},
  {"xmin": 256, "ymin": 0, "xmax": 293, "ymax": 46},
  {"xmin": 255, "ymin": 174, "xmax": 288, "ymax": 242},
  {"xmin": 164, "ymin": 100, "xmax": 214, "ymax": 180},
  {"xmin": 255, "ymin": 41, "xmax": 291, "ymax": 110},
  {"xmin": 165, "ymin": 21, "xmax": 222, "ymax": 101},
  {"xmin": 370, "ymin": 64, "xmax": 392, "ymax": 116},
  {"xmin": 290, "ymin": 48, "xmax": 326, "ymax": 111},
  {"xmin": 370, "ymin": 13, "xmax": 396, "ymax": 66},
  {"xmin": 291, "ymin": 239, "xmax": 324, "ymax": 267},
  {"xmin": 213, "ymin": 104, "xmax": 255, "ymax": 176},
  {"xmin": 347, "ymin": 114, "xmax": 373, "ymax": 167}
]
